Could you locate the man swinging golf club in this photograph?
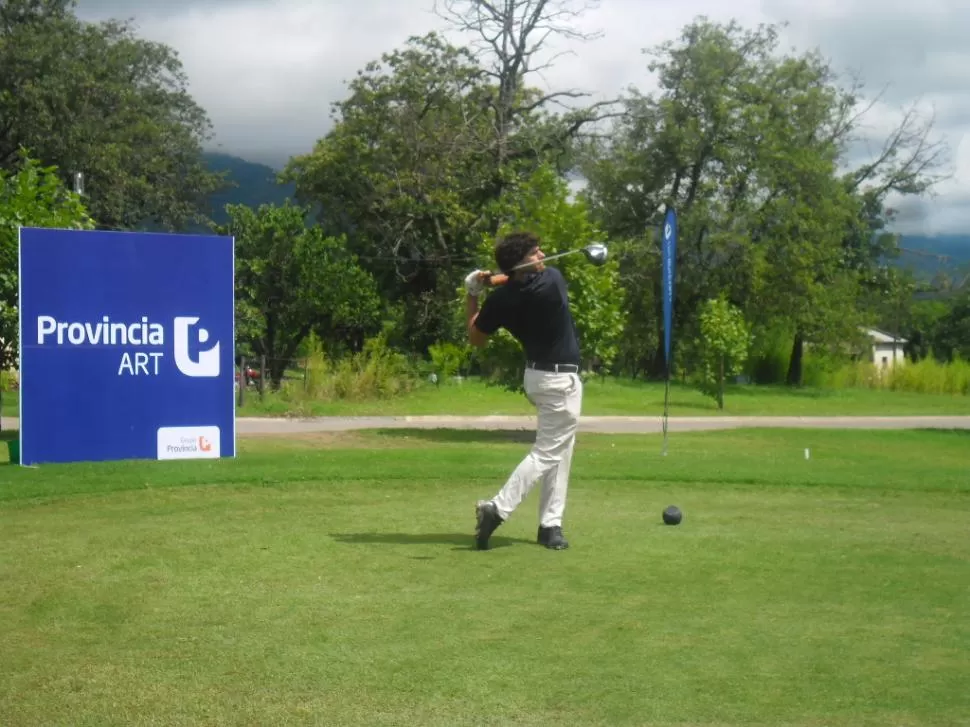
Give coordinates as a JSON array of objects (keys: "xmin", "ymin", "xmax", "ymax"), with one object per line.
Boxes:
[{"xmin": 464, "ymin": 231, "xmax": 586, "ymax": 551}]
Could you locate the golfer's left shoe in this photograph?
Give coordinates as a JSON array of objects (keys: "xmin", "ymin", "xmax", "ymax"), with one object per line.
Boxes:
[
  {"xmin": 537, "ymin": 525, "xmax": 569, "ymax": 550},
  {"xmin": 475, "ymin": 500, "xmax": 504, "ymax": 550}
]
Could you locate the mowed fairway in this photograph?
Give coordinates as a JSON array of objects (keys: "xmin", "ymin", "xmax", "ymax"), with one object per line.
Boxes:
[{"xmin": 1, "ymin": 428, "xmax": 968, "ymax": 726}]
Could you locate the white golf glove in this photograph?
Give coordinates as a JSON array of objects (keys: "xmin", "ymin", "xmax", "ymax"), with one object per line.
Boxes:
[{"xmin": 464, "ymin": 269, "xmax": 487, "ymax": 297}]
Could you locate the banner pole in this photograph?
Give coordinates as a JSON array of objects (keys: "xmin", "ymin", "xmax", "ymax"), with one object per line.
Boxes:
[{"xmin": 661, "ymin": 206, "xmax": 677, "ymax": 457}]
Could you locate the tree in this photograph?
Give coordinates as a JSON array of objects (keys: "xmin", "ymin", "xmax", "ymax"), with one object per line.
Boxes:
[
  {"xmin": 0, "ymin": 154, "xmax": 94, "ymax": 370},
  {"xmin": 284, "ymin": 34, "xmax": 498, "ymax": 351},
  {"xmin": 220, "ymin": 202, "xmax": 382, "ymax": 388},
  {"xmin": 696, "ymin": 296, "xmax": 751, "ymax": 409},
  {"xmin": 0, "ymin": 153, "xmax": 93, "ymax": 426},
  {"xmin": 286, "ymin": 2, "xmax": 617, "ymax": 354},
  {"xmin": 581, "ymin": 19, "xmax": 852, "ymax": 378},
  {"xmin": 929, "ymin": 288, "xmax": 970, "ymax": 363},
  {"xmin": 904, "ymin": 297, "xmax": 949, "ymax": 363},
  {"xmin": 579, "ymin": 16, "xmax": 946, "ymax": 384},
  {"xmin": 0, "ymin": 0, "xmax": 225, "ymax": 230},
  {"xmin": 434, "ymin": 0, "xmax": 616, "ymax": 172}
]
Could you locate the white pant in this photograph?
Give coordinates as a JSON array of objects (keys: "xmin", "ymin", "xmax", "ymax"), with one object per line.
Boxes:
[{"xmin": 491, "ymin": 368, "xmax": 583, "ymax": 528}]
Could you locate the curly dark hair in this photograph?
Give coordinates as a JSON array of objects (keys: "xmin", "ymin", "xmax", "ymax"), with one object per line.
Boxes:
[{"xmin": 495, "ymin": 231, "xmax": 541, "ymax": 274}]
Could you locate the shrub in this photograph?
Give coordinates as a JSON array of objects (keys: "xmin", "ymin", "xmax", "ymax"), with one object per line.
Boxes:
[
  {"xmin": 262, "ymin": 333, "xmax": 418, "ymax": 409},
  {"xmin": 428, "ymin": 341, "xmax": 472, "ymax": 382},
  {"xmin": 745, "ymin": 325, "xmax": 793, "ymax": 385}
]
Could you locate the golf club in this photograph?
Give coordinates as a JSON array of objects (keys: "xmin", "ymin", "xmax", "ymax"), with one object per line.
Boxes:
[
  {"xmin": 488, "ymin": 243, "xmax": 608, "ymax": 286},
  {"xmin": 510, "ymin": 243, "xmax": 609, "ymax": 271}
]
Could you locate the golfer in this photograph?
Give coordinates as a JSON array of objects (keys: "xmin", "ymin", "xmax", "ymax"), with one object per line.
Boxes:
[{"xmin": 464, "ymin": 231, "xmax": 583, "ymax": 551}]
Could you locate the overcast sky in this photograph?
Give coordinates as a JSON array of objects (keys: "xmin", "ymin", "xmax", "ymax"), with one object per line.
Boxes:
[{"xmin": 74, "ymin": 0, "xmax": 970, "ymax": 237}]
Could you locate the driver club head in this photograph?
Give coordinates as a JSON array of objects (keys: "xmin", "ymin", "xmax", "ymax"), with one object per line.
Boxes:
[{"xmin": 583, "ymin": 243, "xmax": 608, "ymax": 266}]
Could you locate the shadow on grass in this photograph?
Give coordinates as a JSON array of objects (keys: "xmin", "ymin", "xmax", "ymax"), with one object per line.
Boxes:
[
  {"xmin": 331, "ymin": 532, "xmax": 533, "ymax": 551},
  {"xmin": 919, "ymin": 428, "xmax": 970, "ymax": 437},
  {"xmin": 374, "ymin": 428, "xmax": 536, "ymax": 445}
]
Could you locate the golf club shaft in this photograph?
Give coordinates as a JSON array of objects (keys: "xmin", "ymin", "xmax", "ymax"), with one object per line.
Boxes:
[
  {"xmin": 487, "ymin": 245, "xmax": 603, "ymax": 286},
  {"xmin": 510, "ymin": 248, "xmax": 580, "ymax": 271},
  {"xmin": 488, "ymin": 250, "xmax": 579, "ymax": 285},
  {"xmin": 488, "ymin": 252, "xmax": 573, "ymax": 286}
]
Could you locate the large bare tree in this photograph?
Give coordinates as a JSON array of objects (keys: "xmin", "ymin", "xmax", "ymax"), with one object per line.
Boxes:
[{"xmin": 434, "ymin": 0, "xmax": 618, "ymax": 168}]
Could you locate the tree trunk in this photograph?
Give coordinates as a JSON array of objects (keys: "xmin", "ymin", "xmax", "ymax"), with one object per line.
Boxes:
[
  {"xmin": 269, "ymin": 358, "xmax": 288, "ymax": 391},
  {"xmin": 718, "ymin": 354, "xmax": 724, "ymax": 410},
  {"xmin": 786, "ymin": 332, "xmax": 804, "ymax": 386}
]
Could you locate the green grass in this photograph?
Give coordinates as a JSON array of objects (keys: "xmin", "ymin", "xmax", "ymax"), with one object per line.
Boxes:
[
  {"xmin": 2, "ymin": 428, "xmax": 969, "ymax": 725},
  {"xmin": 4, "ymin": 378, "xmax": 968, "ymax": 421},
  {"xmin": 237, "ymin": 376, "xmax": 970, "ymax": 417}
]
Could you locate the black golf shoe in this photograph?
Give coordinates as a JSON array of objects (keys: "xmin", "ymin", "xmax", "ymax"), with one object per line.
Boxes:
[
  {"xmin": 537, "ymin": 525, "xmax": 569, "ymax": 550},
  {"xmin": 475, "ymin": 500, "xmax": 504, "ymax": 550}
]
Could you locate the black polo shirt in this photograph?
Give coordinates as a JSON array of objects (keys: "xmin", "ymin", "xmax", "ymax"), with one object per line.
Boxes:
[{"xmin": 474, "ymin": 267, "xmax": 581, "ymax": 365}]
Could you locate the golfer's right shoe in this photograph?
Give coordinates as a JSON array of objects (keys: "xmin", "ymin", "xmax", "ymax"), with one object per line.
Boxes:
[
  {"xmin": 537, "ymin": 525, "xmax": 569, "ymax": 550},
  {"xmin": 475, "ymin": 500, "xmax": 503, "ymax": 550}
]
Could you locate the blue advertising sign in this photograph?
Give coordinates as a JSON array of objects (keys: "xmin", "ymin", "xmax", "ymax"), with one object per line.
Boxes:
[{"xmin": 18, "ymin": 227, "xmax": 236, "ymax": 465}]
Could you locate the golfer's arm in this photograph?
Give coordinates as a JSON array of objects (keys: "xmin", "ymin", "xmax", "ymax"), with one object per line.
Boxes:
[{"xmin": 466, "ymin": 295, "xmax": 489, "ymax": 348}]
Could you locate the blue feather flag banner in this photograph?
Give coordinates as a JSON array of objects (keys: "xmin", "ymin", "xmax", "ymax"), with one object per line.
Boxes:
[
  {"xmin": 661, "ymin": 206, "xmax": 677, "ymax": 455},
  {"xmin": 661, "ymin": 206, "xmax": 677, "ymax": 372}
]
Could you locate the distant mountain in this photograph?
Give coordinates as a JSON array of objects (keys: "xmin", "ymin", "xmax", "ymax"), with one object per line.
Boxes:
[
  {"xmin": 202, "ymin": 152, "xmax": 296, "ymax": 225},
  {"xmin": 194, "ymin": 153, "xmax": 970, "ymax": 286},
  {"xmin": 893, "ymin": 234, "xmax": 970, "ymax": 283}
]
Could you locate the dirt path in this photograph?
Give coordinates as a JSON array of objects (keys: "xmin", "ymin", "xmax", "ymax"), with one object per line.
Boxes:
[
  {"xmin": 227, "ymin": 414, "xmax": 970, "ymax": 434},
  {"xmin": 4, "ymin": 415, "xmax": 969, "ymax": 437}
]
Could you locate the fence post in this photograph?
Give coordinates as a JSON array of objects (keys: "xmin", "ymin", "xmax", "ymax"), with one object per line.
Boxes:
[
  {"xmin": 303, "ymin": 357, "xmax": 308, "ymax": 392},
  {"xmin": 238, "ymin": 356, "xmax": 246, "ymax": 407},
  {"xmin": 259, "ymin": 355, "xmax": 266, "ymax": 400}
]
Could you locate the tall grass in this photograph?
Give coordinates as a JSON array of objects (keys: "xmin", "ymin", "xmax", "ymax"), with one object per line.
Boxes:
[
  {"xmin": 883, "ymin": 356, "xmax": 970, "ymax": 394},
  {"xmin": 805, "ymin": 352, "xmax": 970, "ymax": 395},
  {"xmin": 306, "ymin": 334, "xmax": 418, "ymax": 400},
  {"xmin": 248, "ymin": 335, "xmax": 419, "ymax": 415}
]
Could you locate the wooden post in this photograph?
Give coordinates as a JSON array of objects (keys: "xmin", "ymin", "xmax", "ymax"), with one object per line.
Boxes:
[
  {"xmin": 238, "ymin": 356, "xmax": 246, "ymax": 407},
  {"xmin": 303, "ymin": 357, "xmax": 308, "ymax": 392},
  {"xmin": 259, "ymin": 355, "xmax": 266, "ymax": 399}
]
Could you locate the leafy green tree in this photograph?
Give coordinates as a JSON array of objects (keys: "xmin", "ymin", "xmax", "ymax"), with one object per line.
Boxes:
[
  {"xmin": 904, "ymin": 297, "xmax": 950, "ymax": 362},
  {"xmin": 0, "ymin": 153, "xmax": 94, "ymax": 371},
  {"xmin": 579, "ymin": 17, "xmax": 945, "ymax": 384},
  {"xmin": 696, "ymin": 296, "xmax": 751, "ymax": 409},
  {"xmin": 0, "ymin": 0, "xmax": 224, "ymax": 230},
  {"xmin": 284, "ymin": 34, "xmax": 496, "ymax": 351},
  {"xmin": 580, "ymin": 19, "xmax": 813, "ymax": 376},
  {"xmin": 929, "ymin": 289, "xmax": 970, "ymax": 363},
  {"xmin": 285, "ymin": 3, "xmax": 616, "ymax": 354},
  {"xmin": 220, "ymin": 202, "xmax": 382, "ymax": 388}
]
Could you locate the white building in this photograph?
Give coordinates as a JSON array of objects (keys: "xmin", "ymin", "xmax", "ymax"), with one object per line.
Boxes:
[{"xmin": 863, "ymin": 327, "xmax": 907, "ymax": 369}]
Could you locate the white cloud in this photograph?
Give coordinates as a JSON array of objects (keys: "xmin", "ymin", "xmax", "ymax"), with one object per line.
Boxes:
[
  {"xmin": 73, "ymin": 0, "xmax": 970, "ymax": 234},
  {"xmin": 93, "ymin": 0, "xmax": 444, "ymax": 165}
]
